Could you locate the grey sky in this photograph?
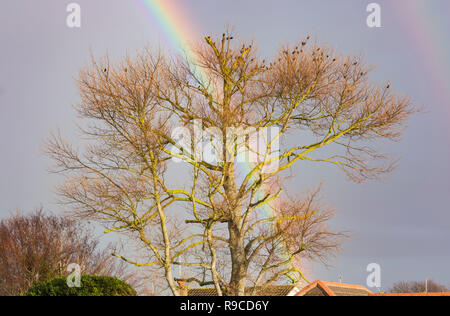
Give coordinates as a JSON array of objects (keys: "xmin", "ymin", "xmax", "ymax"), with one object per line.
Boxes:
[{"xmin": 1, "ymin": 0, "xmax": 449, "ymax": 290}]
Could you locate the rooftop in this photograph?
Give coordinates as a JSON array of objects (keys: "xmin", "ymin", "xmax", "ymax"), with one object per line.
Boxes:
[
  {"xmin": 296, "ymin": 280, "xmax": 373, "ymax": 296},
  {"xmin": 187, "ymin": 284, "xmax": 299, "ymax": 296}
]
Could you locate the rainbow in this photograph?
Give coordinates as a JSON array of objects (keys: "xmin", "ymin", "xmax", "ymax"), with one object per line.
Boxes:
[
  {"xmin": 390, "ymin": 0, "xmax": 450, "ymax": 111},
  {"xmin": 137, "ymin": 0, "xmax": 212, "ymax": 88},
  {"xmin": 138, "ymin": 0, "xmax": 196, "ymax": 55}
]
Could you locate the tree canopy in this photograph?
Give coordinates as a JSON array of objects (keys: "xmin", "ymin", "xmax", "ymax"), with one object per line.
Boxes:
[{"xmin": 46, "ymin": 32, "xmax": 414, "ymax": 296}]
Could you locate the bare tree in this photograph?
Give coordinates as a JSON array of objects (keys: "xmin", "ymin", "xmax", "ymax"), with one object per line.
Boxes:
[
  {"xmin": 389, "ymin": 280, "xmax": 449, "ymax": 293},
  {"xmin": 46, "ymin": 32, "xmax": 414, "ymax": 296},
  {"xmin": 0, "ymin": 210, "xmax": 139, "ymax": 296}
]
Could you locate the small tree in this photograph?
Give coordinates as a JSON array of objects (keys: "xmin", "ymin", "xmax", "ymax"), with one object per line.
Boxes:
[
  {"xmin": 46, "ymin": 32, "xmax": 414, "ymax": 296},
  {"xmin": 389, "ymin": 280, "xmax": 449, "ymax": 293},
  {"xmin": 0, "ymin": 210, "xmax": 137, "ymax": 296},
  {"xmin": 25, "ymin": 275, "xmax": 137, "ymax": 296}
]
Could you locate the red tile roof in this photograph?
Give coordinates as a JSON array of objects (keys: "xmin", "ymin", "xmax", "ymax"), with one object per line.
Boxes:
[
  {"xmin": 187, "ymin": 285, "xmax": 299, "ymax": 296},
  {"xmin": 370, "ymin": 292, "xmax": 450, "ymax": 296},
  {"xmin": 296, "ymin": 280, "xmax": 373, "ymax": 296}
]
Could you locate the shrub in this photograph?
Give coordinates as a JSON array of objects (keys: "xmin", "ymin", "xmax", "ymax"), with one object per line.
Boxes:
[
  {"xmin": 0, "ymin": 210, "xmax": 137, "ymax": 296},
  {"xmin": 25, "ymin": 275, "xmax": 137, "ymax": 296}
]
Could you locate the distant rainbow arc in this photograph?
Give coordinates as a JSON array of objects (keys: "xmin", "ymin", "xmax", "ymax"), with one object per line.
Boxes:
[{"xmin": 390, "ymin": 0, "xmax": 450, "ymax": 109}]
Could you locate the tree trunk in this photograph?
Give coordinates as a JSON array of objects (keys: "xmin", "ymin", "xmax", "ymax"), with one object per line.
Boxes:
[{"xmin": 228, "ymin": 221, "xmax": 247, "ymax": 296}]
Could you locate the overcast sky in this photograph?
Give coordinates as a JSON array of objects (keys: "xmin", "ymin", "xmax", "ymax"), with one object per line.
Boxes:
[{"xmin": 1, "ymin": 0, "xmax": 450, "ymax": 291}]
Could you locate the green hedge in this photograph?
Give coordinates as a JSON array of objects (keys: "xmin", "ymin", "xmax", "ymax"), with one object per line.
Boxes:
[{"xmin": 25, "ymin": 275, "xmax": 137, "ymax": 296}]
